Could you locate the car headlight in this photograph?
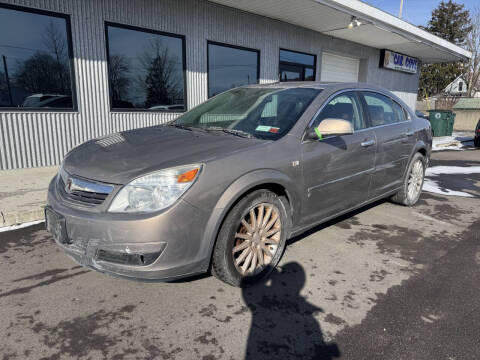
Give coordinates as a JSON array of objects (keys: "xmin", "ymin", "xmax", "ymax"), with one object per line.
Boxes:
[{"xmin": 108, "ymin": 164, "xmax": 202, "ymax": 213}]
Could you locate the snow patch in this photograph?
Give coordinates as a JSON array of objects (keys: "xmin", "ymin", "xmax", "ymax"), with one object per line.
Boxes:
[
  {"xmin": 432, "ymin": 133, "xmax": 474, "ymax": 151},
  {"xmin": 422, "ymin": 165, "xmax": 480, "ymax": 197},
  {"xmin": 426, "ymin": 166, "xmax": 480, "ymax": 176},
  {"xmin": 423, "ymin": 178, "xmax": 473, "ymax": 197}
]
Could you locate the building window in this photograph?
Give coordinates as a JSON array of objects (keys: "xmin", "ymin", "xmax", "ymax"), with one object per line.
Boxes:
[
  {"xmin": 0, "ymin": 4, "xmax": 75, "ymax": 110},
  {"xmin": 279, "ymin": 49, "xmax": 316, "ymax": 82},
  {"xmin": 458, "ymin": 81, "xmax": 463, "ymax": 92},
  {"xmin": 106, "ymin": 23, "xmax": 186, "ymax": 111},
  {"xmin": 207, "ymin": 41, "xmax": 260, "ymax": 98}
]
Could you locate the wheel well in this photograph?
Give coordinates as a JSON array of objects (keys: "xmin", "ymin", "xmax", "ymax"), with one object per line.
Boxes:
[
  {"xmin": 418, "ymin": 148, "xmax": 427, "ymax": 157},
  {"xmin": 225, "ymin": 183, "xmax": 292, "ymax": 221},
  {"xmin": 207, "ymin": 182, "xmax": 292, "ymax": 271}
]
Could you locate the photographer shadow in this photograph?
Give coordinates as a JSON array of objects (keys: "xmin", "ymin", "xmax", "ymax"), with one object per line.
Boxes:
[{"xmin": 242, "ymin": 262, "xmax": 340, "ymax": 360}]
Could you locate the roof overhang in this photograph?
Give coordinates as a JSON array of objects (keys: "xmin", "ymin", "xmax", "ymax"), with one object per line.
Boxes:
[{"xmin": 209, "ymin": 0, "xmax": 472, "ymax": 63}]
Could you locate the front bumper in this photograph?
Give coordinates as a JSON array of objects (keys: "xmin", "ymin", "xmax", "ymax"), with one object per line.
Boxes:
[{"xmin": 46, "ymin": 177, "xmax": 211, "ymax": 281}]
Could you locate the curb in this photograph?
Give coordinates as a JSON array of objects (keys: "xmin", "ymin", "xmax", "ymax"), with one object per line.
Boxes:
[{"xmin": 0, "ymin": 208, "xmax": 45, "ymax": 229}]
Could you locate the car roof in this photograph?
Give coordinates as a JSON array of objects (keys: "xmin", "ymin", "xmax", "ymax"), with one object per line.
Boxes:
[{"xmin": 242, "ymin": 81, "xmax": 389, "ymax": 92}]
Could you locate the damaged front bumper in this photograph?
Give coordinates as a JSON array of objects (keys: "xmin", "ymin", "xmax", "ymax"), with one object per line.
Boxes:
[{"xmin": 46, "ymin": 177, "xmax": 211, "ymax": 281}]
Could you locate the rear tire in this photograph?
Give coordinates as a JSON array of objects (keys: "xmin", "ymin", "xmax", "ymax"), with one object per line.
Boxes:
[
  {"xmin": 211, "ymin": 190, "xmax": 288, "ymax": 287},
  {"xmin": 391, "ymin": 152, "xmax": 426, "ymax": 206}
]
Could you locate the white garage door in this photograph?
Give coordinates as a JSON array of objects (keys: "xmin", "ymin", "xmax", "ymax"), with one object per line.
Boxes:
[{"xmin": 321, "ymin": 52, "xmax": 359, "ymax": 82}]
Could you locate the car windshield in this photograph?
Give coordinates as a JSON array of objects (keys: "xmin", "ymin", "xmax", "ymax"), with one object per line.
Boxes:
[{"xmin": 171, "ymin": 87, "xmax": 321, "ymax": 140}]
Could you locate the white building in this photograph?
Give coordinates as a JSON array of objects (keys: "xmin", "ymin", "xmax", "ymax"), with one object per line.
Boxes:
[
  {"xmin": 443, "ymin": 75, "xmax": 468, "ymax": 96},
  {"xmin": 0, "ymin": 0, "xmax": 471, "ymax": 169}
]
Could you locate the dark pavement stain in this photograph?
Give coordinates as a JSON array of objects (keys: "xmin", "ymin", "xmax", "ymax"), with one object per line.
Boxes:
[
  {"xmin": 31, "ymin": 305, "xmax": 136, "ymax": 359},
  {"xmin": 199, "ymin": 304, "xmax": 217, "ymax": 317},
  {"xmin": 333, "ymin": 220, "xmax": 480, "ymax": 359},
  {"xmin": 141, "ymin": 340, "xmax": 182, "ymax": 360},
  {"xmin": 324, "ymin": 313, "xmax": 345, "ymax": 326},
  {"xmin": 0, "ymin": 270, "xmax": 90, "ymax": 298},
  {"xmin": 194, "ymin": 332, "xmax": 218, "ymax": 345},
  {"xmin": 12, "ymin": 267, "xmax": 81, "ymax": 282},
  {"xmin": 348, "ymin": 223, "xmax": 456, "ymax": 265},
  {"xmin": 0, "ymin": 224, "xmax": 49, "ymax": 254},
  {"xmin": 369, "ymin": 269, "xmax": 389, "ymax": 282},
  {"xmin": 335, "ymin": 216, "xmax": 361, "ymax": 230}
]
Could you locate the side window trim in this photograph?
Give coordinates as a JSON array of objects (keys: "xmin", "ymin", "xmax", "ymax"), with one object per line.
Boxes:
[
  {"xmin": 306, "ymin": 88, "xmax": 357, "ymax": 130},
  {"xmin": 359, "ymin": 90, "xmax": 411, "ymax": 130},
  {"xmin": 307, "ymin": 90, "xmax": 365, "ymax": 134},
  {"xmin": 357, "ymin": 91, "xmax": 373, "ymax": 129}
]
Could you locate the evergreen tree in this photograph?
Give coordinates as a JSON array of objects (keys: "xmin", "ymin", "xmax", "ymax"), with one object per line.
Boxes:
[{"xmin": 419, "ymin": 0, "xmax": 472, "ymax": 99}]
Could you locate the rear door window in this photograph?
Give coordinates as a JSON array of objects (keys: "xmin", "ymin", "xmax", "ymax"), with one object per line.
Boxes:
[{"xmin": 362, "ymin": 92, "xmax": 401, "ymax": 127}]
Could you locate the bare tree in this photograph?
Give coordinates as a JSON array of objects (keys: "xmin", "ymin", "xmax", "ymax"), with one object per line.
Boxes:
[
  {"xmin": 42, "ymin": 21, "xmax": 70, "ymax": 92},
  {"xmin": 108, "ymin": 55, "xmax": 130, "ymax": 100},
  {"xmin": 14, "ymin": 53, "xmax": 68, "ymax": 93},
  {"xmin": 42, "ymin": 20, "xmax": 67, "ymax": 63},
  {"xmin": 466, "ymin": 7, "xmax": 480, "ymax": 97}
]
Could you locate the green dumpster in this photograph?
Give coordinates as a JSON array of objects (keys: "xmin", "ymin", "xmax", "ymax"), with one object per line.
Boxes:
[{"xmin": 427, "ymin": 110, "xmax": 455, "ymax": 137}]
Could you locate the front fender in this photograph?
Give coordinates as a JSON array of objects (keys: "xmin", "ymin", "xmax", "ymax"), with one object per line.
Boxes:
[{"xmin": 197, "ymin": 169, "xmax": 302, "ymax": 270}]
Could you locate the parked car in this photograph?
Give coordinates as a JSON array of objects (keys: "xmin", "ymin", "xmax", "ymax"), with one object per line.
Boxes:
[
  {"xmin": 475, "ymin": 119, "xmax": 480, "ymax": 147},
  {"xmin": 46, "ymin": 82, "xmax": 432, "ymax": 286},
  {"xmin": 22, "ymin": 94, "xmax": 72, "ymax": 108}
]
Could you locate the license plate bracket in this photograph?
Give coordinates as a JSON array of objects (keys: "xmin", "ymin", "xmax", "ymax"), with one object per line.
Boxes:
[{"xmin": 45, "ymin": 207, "xmax": 69, "ymax": 244}]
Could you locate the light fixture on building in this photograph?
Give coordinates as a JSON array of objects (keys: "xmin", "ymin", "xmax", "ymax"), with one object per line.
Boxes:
[{"xmin": 347, "ymin": 16, "xmax": 362, "ymax": 29}]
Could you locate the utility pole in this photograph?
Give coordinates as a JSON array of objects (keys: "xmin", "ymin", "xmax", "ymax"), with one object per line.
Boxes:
[
  {"xmin": 399, "ymin": 0, "xmax": 404, "ymax": 18},
  {"xmin": 2, "ymin": 55, "xmax": 14, "ymax": 107}
]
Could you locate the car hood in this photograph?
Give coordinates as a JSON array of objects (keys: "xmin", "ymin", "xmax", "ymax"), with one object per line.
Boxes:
[{"xmin": 63, "ymin": 125, "xmax": 265, "ymax": 184}]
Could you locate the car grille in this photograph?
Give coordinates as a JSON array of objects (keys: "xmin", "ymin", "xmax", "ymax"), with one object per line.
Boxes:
[{"xmin": 58, "ymin": 175, "xmax": 113, "ymax": 206}]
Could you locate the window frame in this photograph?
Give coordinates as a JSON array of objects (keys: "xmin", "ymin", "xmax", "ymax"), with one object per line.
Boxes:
[
  {"xmin": 359, "ymin": 91, "xmax": 412, "ymax": 129},
  {"xmin": 104, "ymin": 21, "xmax": 187, "ymax": 113},
  {"xmin": 311, "ymin": 91, "xmax": 366, "ymax": 131},
  {"xmin": 279, "ymin": 48, "xmax": 316, "ymax": 82},
  {"xmin": 206, "ymin": 40, "xmax": 260, "ymax": 99},
  {"xmin": 0, "ymin": 3, "xmax": 77, "ymax": 112},
  {"xmin": 304, "ymin": 88, "xmax": 412, "ymax": 141}
]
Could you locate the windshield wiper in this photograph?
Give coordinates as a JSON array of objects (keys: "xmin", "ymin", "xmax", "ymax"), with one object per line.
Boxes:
[
  {"xmin": 204, "ymin": 126, "xmax": 254, "ymax": 139},
  {"xmin": 168, "ymin": 123, "xmax": 193, "ymax": 131}
]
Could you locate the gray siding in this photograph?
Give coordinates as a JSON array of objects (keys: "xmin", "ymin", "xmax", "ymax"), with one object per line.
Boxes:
[{"xmin": 0, "ymin": 0, "xmax": 420, "ymax": 170}]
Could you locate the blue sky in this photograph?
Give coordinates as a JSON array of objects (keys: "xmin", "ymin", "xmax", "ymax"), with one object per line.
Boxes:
[{"xmin": 363, "ymin": 0, "xmax": 477, "ymax": 27}]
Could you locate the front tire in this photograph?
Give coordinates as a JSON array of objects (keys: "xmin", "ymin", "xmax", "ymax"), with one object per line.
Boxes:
[
  {"xmin": 391, "ymin": 152, "xmax": 426, "ymax": 206},
  {"xmin": 211, "ymin": 190, "xmax": 288, "ymax": 287}
]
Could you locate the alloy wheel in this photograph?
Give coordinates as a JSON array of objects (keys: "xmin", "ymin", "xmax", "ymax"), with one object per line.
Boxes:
[
  {"xmin": 407, "ymin": 160, "xmax": 424, "ymax": 202},
  {"xmin": 232, "ymin": 203, "xmax": 281, "ymax": 276}
]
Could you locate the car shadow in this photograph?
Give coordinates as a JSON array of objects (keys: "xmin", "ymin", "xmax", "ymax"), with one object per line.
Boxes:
[
  {"xmin": 241, "ymin": 262, "xmax": 340, "ymax": 359},
  {"xmin": 288, "ymin": 198, "xmax": 387, "ymax": 246},
  {"xmin": 174, "ymin": 198, "xmax": 389, "ymax": 284}
]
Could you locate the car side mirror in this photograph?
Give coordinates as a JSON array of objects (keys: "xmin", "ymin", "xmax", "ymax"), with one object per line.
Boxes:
[{"xmin": 306, "ymin": 118, "xmax": 354, "ymax": 140}]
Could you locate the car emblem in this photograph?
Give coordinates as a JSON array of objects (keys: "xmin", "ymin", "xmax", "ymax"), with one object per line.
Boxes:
[{"xmin": 65, "ymin": 178, "xmax": 72, "ymax": 193}]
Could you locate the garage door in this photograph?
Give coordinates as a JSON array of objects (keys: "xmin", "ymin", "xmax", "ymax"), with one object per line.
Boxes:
[{"xmin": 321, "ymin": 52, "xmax": 359, "ymax": 82}]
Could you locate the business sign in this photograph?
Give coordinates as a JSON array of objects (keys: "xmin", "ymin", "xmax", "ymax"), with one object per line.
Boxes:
[{"xmin": 380, "ymin": 49, "xmax": 418, "ymax": 74}]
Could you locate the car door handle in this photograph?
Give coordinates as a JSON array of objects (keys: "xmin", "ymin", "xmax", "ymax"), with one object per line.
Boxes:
[
  {"xmin": 361, "ymin": 139, "xmax": 376, "ymax": 147},
  {"xmin": 405, "ymin": 130, "xmax": 415, "ymax": 137}
]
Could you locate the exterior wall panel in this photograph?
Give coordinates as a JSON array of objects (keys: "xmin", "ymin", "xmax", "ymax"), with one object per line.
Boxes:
[{"xmin": 0, "ymin": 0, "xmax": 419, "ymax": 169}]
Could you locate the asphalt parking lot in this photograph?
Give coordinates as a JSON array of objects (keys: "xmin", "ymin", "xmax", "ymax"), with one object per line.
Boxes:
[{"xmin": 1, "ymin": 149, "xmax": 479, "ymax": 360}]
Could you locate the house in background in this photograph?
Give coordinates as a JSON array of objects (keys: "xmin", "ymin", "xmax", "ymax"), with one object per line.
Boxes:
[
  {"xmin": 443, "ymin": 75, "xmax": 468, "ymax": 97},
  {"xmin": 453, "ymin": 98, "xmax": 480, "ymax": 131}
]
